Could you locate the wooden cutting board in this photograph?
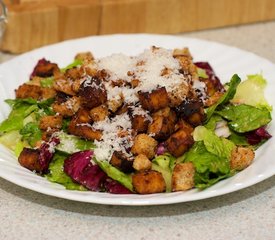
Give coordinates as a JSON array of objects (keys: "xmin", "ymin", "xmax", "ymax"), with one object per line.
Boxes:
[{"xmin": 1, "ymin": 0, "xmax": 275, "ymax": 53}]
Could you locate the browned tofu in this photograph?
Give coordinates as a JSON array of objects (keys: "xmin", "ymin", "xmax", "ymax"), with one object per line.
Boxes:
[
  {"xmin": 16, "ymin": 84, "xmax": 42, "ymax": 100},
  {"xmin": 132, "ymin": 170, "xmax": 166, "ymax": 194},
  {"xmin": 131, "ymin": 114, "xmax": 150, "ymax": 133},
  {"xmin": 110, "ymin": 151, "xmax": 134, "ymax": 173},
  {"xmin": 39, "ymin": 115, "xmax": 63, "ymax": 130},
  {"xmin": 90, "ymin": 105, "xmax": 109, "ymax": 122},
  {"xmin": 174, "ymin": 119, "xmax": 194, "ymax": 134},
  {"xmin": 41, "ymin": 87, "xmax": 56, "ymax": 99},
  {"xmin": 138, "ymin": 87, "xmax": 169, "ymax": 112},
  {"xmin": 107, "ymin": 95, "xmax": 124, "ymax": 113},
  {"xmin": 230, "ymin": 147, "xmax": 255, "ymax": 171},
  {"xmin": 166, "ymin": 129, "xmax": 194, "ymax": 157},
  {"xmin": 172, "ymin": 162, "xmax": 195, "ymax": 191},
  {"xmin": 133, "ymin": 154, "xmax": 152, "ymax": 171},
  {"xmin": 131, "ymin": 134, "xmax": 158, "ymax": 159},
  {"xmin": 78, "ymin": 76, "xmax": 107, "ymax": 109},
  {"xmin": 147, "ymin": 107, "xmax": 177, "ymax": 140},
  {"xmin": 18, "ymin": 148, "xmax": 43, "ymax": 172},
  {"xmin": 52, "ymin": 96, "xmax": 81, "ymax": 117},
  {"xmin": 168, "ymin": 83, "xmax": 191, "ymax": 107},
  {"xmin": 68, "ymin": 108, "xmax": 102, "ymax": 140}
]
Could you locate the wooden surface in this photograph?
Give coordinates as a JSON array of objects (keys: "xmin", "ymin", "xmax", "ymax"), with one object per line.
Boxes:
[{"xmin": 1, "ymin": 0, "xmax": 275, "ymax": 53}]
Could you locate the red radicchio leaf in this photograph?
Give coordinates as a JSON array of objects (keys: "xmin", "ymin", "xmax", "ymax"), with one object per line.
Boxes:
[
  {"xmin": 104, "ymin": 178, "xmax": 132, "ymax": 194},
  {"xmin": 156, "ymin": 142, "xmax": 167, "ymax": 156},
  {"xmin": 39, "ymin": 137, "xmax": 60, "ymax": 172},
  {"xmin": 30, "ymin": 58, "xmax": 49, "ymax": 79},
  {"xmin": 194, "ymin": 62, "xmax": 224, "ymax": 92},
  {"xmin": 246, "ymin": 127, "xmax": 272, "ymax": 145}
]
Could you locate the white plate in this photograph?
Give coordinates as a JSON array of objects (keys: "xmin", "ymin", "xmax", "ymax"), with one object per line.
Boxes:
[{"xmin": 0, "ymin": 34, "xmax": 274, "ymax": 206}]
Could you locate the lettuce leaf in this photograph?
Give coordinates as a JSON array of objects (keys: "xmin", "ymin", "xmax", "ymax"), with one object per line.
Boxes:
[
  {"xmin": 217, "ymin": 104, "xmax": 272, "ymax": 133},
  {"xmin": 151, "ymin": 154, "xmax": 176, "ymax": 192},
  {"xmin": 231, "ymin": 74, "xmax": 272, "ymax": 111},
  {"xmin": 46, "ymin": 152, "xmax": 87, "ymax": 191},
  {"xmin": 206, "ymin": 74, "xmax": 241, "ymax": 121},
  {"xmin": 185, "ymin": 126, "xmax": 235, "ymax": 189}
]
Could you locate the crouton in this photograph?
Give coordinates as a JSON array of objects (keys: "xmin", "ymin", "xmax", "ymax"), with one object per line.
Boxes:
[
  {"xmin": 41, "ymin": 87, "xmax": 56, "ymax": 99},
  {"xmin": 107, "ymin": 94, "xmax": 124, "ymax": 113},
  {"xmin": 147, "ymin": 107, "xmax": 177, "ymax": 140},
  {"xmin": 132, "ymin": 170, "xmax": 166, "ymax": 194},
  {"xmin": 174, "ymin": 119, "xmax": 194, "ymax": 134},
  {"xmin": 138, "ymin": 87, "xmax": 169, "ymax": 112},
  {"xmin": 110, "ymin": 151, "xmax": 134, "ymax": 173},
  {"xmin": 78, "ymin": 76, "xmax": 107, "ymax": 109},
  {"xmin": 166, "ymin": 129, "xmax": 194, "ymax": 157},
  {"xmin": 53, "ymin": 78, "xmax": 75, "ymax": 96},
  {"xmin": 168, "ymin": 83, "xmax": 191, "ymax": 107},
  {"xmin": 230, "ymin": 147, "xmax": 255, "ymax": 171},
  {"xmin": 131, "ymin": 134, "xmax": 158, "ymax": 159},
  {"xmin": 15, "ymin": 84, "xmax": 42, "ymax": 100},
  {"xmin": 75, "ymin": 51, "xmax": 94, "ymax": 63},
  {"xmin": 133, "ymin": 154, "xmax": 152, "ymax": 171},
  {"xmin": 39, "ymin": 115, "xmax": 63, "ymax": 130},
  {"xmin": 52, "ymin": 96, "xmax": 81, "ymax": 117},
  {"xmin": 18, "ymin": 148, "xmax": 43, "ymax": 172},
  {"xmin": 64, "ymin": 67, "xmax": 84, "ymax": 81},
  {"xmin": 172, "ymin": 162, "xmax": 195, "ymax": 191},
  {"xmin": 90, "ymin": 105, "xmax": 109, "ymax": 122}
]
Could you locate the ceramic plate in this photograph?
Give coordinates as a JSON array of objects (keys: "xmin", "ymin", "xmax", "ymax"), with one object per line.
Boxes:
[{"xmin": 0, "ymin": 34, "xmax": 274, "ymax": 205}]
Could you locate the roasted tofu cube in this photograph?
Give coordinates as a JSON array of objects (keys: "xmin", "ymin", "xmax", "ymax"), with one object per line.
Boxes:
[
  {"xmin": 39, "ymin": 115, "xmax": 63, "ymax": 130},
  {"xmin": 90, "ymin": 105, "xmax": 108, "ymax": 122},
  {"xmin": 68, "ymin": 108, "xmax": 102, "ymax": 140},
  {"xmin": 132, "ymin": 170, "xmax": 166, "ymax": 194},
  {"xmin": 174, "ymin": 119, "xmax": 194, "ymax": 134},
  {"xmin": 230, "ymin": 147, "xmax": 255, "ymax": 171},
  {"xmin": 147, "ymin": 107, "xmax": 176, "ymax": 140},
  {"xmin": 52, "ymin": 96, "xmax": 81, "ymax": 117},
  {"xmin": 131, "ymin": 134, "xmax": 158, "ymax": 159},
  {"xmin": 110, "ymin": 151, "xmax": 134, "ymax": 173},
  {"xmin": 174, "ymin": 98, "xmax": 205, "ymax": 126},
  {"xmin": 172, "ymin": 162, "xmax": 195, "ymax": 191},
  {"xmin": 131, "ymin": 114, "xmax": 150, "ymax": 133},
  {"xmin": 138, "ymin": 87, "xmax": 169, "ymax": 112},
  {"xmin": 133, "ymin": 154, "xmax": 152, "ymax": 171},
  {"xmin": 166, "ymin": 129, "xmax": 194, "ymax": 157},
  {"xmin": 78, "ymin": 76, "xmax": 107, "ymax": 109},
  {"xmin": 18, "ymin": 148, "xmax": 43, "ymax": 172}
]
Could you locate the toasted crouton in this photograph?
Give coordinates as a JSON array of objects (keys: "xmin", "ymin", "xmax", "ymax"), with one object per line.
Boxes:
[
  {"xmin": 133, "ymin": 154, "xmax": 152, "ymax": 171},
  {"xmin": 131, "ymin": 134, "xmax": 158, "ymax": 159},
  {"xmin": 138, "ymin": 87, "xmax": 169, "ymax": 112},
  {"xmin": 75, "ymin": 51, "xmax": 94, "ymax": 63},
  {"xmin": 53, "ymin": 78, "xmax": 75, "ymax": 96},
  {"xmin": 132, "ymin": 170, "xmax": 166, "ymax": 194},
  {"xmin": 16, "ymin": 84, "xmax": 42, "ymax": 100},
  {"xmin": 52, "ymin": 96, "xmax": 81, "ymax": 117},
  {"xmin": 90, "ymin": 105, "xmax": 109, "ymax": 122},
  {"xmin": 230, "ymin": 147, "xmax": 255, "ymax": 171},
  {"xmin": 39, "ymin": 115, "xmax": 63, "ymax": 130},
  {"xmin": 131, "ymin": 114, "xmax": 150, "ymax": 133},
  {"xmin": 172, "ymin": 162, "xmax": 195, "ymax": 191},
  {"xmin": 166, "ymin": 129, "xmax": 194, "ymax": 157},
  {"xmin": 168, "ymin": 83, "xmax": 191, "ymax": 107}
]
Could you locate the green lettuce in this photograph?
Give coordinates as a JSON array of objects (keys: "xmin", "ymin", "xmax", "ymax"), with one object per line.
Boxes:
[
  {"xmin": 46, "ymin": 152, "xmax": 87, "ymax": 191},
  {"xmin": 231, "ymin": 74, "xmax": 272, "ymax": 111},
  {"xmin": 95, "ymin": 160, "xmax": 133, "ymax": 192},
  {"xmin": 61, "ymin": 59, "xmax": 83, "ymax": 73},
  {"xmin": 185, "ymin": 126, "xmax": 235, "ymax": 189},
  {"xmin": 217, "ymin": 104, "xmax": 272, "ymax": 133},
  {"xmin": 20, "ymin": 122, "xmax": 42, "ymax": 147},
  {"xmin": 152, "ymin": 154, "xmax": 176, "ymax": 192},
  {"xmin": 206, "ymin": 74, "xmax": 241, "ymax": 121}
]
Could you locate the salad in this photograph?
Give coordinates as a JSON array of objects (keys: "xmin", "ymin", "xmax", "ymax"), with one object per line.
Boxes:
[{"xmin": 0, "ymin": 46, "xmax": 272, "ymax": 194}]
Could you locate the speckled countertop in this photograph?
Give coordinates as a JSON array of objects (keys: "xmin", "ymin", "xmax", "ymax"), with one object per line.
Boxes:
[{"xmin": 0, "ymin": 21, "xmax": 275, "ymax": 240}]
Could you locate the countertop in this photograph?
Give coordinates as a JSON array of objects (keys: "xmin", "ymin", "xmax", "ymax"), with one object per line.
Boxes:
[{"xmin": 0, "ymin": 21, "xmax": 275, "ymax": 240}]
